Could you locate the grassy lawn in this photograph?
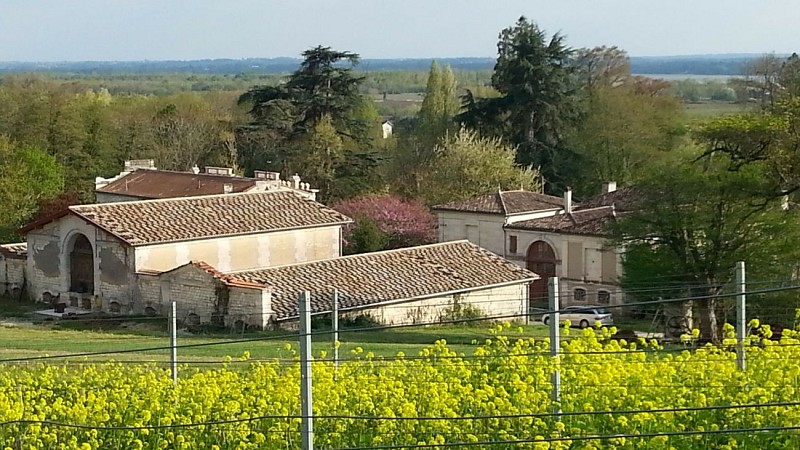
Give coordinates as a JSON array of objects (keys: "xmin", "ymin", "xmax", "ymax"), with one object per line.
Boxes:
[
  {"xmin": 5, "ymin": 297, "xmax": 660, "ymax": 365},
  {"xmin": 683, "ymin": 101, "xmax": 749, "ymax": 119},
  {"xmin": 0, "ymin": 319, "xmax": 551, "ymax": 364}
]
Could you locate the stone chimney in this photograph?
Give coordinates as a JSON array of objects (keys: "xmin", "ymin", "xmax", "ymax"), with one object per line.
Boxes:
[
  {"xmin": 564, "ymin": 187, "xmax": 573, "ymax": 214},
  {"xmin": 191, "ymin": 164, "xmax": 200, "ymax": 174},
  {"xmin": 223, "ymin": 183, "xmax": 234, "ymax": 194},
  {"xmin": 602, "ymin": 181, "xmax": 617, "ymax": 194},
  {"xmin": 124, "ymin": 159, "xmax": 156, "ymax": 171},
  {"xmin": 254, "ymin": 170, "xmax": 281, "ymax": 181},
  {"xmin": 205, "ymin": 166, "xmax": 233, "ymax": 176},
  {"xmin": 291, "ymin": 174, "xmax": 301, "ymax": 189}
]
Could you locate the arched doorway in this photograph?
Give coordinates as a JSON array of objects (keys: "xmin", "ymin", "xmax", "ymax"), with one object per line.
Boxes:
[
  {"xmin": 526, "ymin": 241, "xmax": 557, "ymax": 306},
  {"xmin": 69, "ymin": 234, "xmax": 94, "ymax": 294}
]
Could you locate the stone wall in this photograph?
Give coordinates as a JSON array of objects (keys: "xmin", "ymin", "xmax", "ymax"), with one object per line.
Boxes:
[
  {"xmin": 0, "ymin": 255, "xmax": 25, "ymax": 297},
  {"xmin": 135, "ymin": 265, "xmax": 272, "ymax": 329}
]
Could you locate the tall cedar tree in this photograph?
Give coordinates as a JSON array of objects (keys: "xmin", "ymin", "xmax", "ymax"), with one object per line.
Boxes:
[
  {"xmin": 457, "ymin": 17, "xmax": 578, "ymax": 192},
  {"xmin": 239, "ymin": 46, "xmax": 365, "ymax": 140},
  {"xmin": 238, "ymin": 47, "xmax": 382, "ymax": 201}
]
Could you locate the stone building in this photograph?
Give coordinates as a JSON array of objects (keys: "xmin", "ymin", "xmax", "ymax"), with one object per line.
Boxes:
[
  {"xmin": 8, "ymin": 188, "xmax": 534, "ymax": 328},
  {"xmin": 433, "ymin": 184, "xmax": 626, "ymax": 308},
  {"xmin": 18, "ymin": 190, "xmax": 350, "ymax": 316},
  {"xmin": 141, "ymin": 241, "xmax": 536, "ymax": 328}
]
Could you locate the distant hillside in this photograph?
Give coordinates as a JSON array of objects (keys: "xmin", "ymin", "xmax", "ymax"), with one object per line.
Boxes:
[
  {"xmin": 0, "ymin": 58, "xmax": 495, "ymax": 74},
  {"xmin": 0, "ymin": 54, "xmax": 786, "ymax": 75}
]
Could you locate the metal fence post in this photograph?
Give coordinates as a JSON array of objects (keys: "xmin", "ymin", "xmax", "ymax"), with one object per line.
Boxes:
[
  {"xmin": 170, "ymin": 301, "xmax": 177, "ymax": 384},
  {"xmin": 332, "ymin": 289, "xmax": 339, "ymax": 376},
  {"xmin": 548, "ymin": 277, "xmax": 561, "ymax": 420},
  {"xmin": 736, "ymin": 261, "xmax": 746, "ymax": 371},
  {"xmin": 299, "ymin": 291, "xmax": 314, "ymax": 450}
]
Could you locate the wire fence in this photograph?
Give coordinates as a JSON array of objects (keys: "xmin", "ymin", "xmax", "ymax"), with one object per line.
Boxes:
[{"xmin": 2, "ymin": 270, "xmax": 800, "ymax": 448}]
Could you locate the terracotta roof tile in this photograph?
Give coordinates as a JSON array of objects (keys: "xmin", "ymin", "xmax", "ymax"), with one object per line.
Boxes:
[
  {"xmin": 67, "ymin": 191, "xmax": 351, "ymax": 246},
  {"xmin": 228, "ymin": 241, "xmax": 537, "ymax": 320},
  {"xmin": 0, "ymin": 242, "xmax": 27, "ymax": 259},
  {"xmin": 190, "ymin": 261, "xmax": 266, "ymax": 289},
  {"xmin": 506, "ymin": 207, "xmax": 616, "ymax": 236},
  {"xmin": 433, "ymin": 191, "xmax": 566, "ymax": 215},
  {"xmin": 97, "ymin": 169, "xmax": 257, "ymax": 199}
]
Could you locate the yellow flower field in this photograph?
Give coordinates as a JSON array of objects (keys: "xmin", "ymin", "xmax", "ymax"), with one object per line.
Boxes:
[{"xmin": 2, "ymin": 323, "xmax": 800, "ymax": 449}]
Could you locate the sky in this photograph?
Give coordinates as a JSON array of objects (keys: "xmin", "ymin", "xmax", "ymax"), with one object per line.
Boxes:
[{"xmin": 1, "ymin": 0, "xmax": 799, "ymax": 61}]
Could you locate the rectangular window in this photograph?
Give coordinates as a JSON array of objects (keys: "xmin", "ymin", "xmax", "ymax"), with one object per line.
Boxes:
[
  {"xmin": 598, "ymin": 290, "xmax": 611, "ymax": 304},
  {"xmin": 509, "ymin": 235, "xmax": 518, "ymax": 254}
]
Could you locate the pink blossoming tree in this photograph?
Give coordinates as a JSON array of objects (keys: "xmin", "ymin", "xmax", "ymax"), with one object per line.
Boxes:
[{"xmin": 332, "ymin": 195, "xmax": 437, "ymax": 254}]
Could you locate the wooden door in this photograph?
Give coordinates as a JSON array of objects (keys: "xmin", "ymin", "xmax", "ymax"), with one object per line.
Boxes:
[{"xmin": 526, "ymin": 241, "xmax": 556, "ymax": 305}]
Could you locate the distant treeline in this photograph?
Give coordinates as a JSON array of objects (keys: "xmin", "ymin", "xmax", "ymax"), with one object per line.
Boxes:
[
  {"xmin": 0, "ymin": 54, "xmax": 782, "ymax": 76},
  {"xmin": 0, "ymin": 58, "xmax": 496, "ymax": 74}
]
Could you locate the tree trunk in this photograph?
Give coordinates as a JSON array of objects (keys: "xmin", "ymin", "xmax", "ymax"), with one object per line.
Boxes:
[{"xmin": 697, "ymin": 297, "xmax": 719, "ymax": 343}]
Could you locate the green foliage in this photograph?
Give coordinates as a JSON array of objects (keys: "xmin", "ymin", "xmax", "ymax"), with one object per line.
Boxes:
[
  {"xmin": 0, "ymin": 136, "xmax": 63, "ymax": 242},
  {"xmin": 669, "ymin": 79, "xmax": 738, "ymax": 103},
  {"xmin": 239, "ymin": 47, "xmax": 385, "ymax": 201},
  {"xmin": 613, "ymin": 150, "xmax": 800, "ymax": 341},
  {"xmin": 8, "ymin": 330, "xmax": 800, "ymax": 448},
  {"xmin": 417, "ymin": 61, "xmax": 460, "ymax": 151},
  {"xmin": 346, "ymin": 217, "xmax": 389, "ymax": 255},
  {"xmin": 458, "ymin": 17, "xmax": 579, "ymax": 191},
  {"xmin": 240, "ymin": 46, "xmax": 365, "ymax": 138},
  {"xmin": 567, "ymin": 85, "xmax": 686, "ymax": 197},
  {"xmin": 0, "ymin": 77, "xmax": 242, "ymax": 198},
  {"xmin": 573, "ymin": 45, "xmax": 631, "ymax": 90},
  {"xmin": 421, "ymin": 129, "xmax": 540, "ymax": 206},
  {"xmin": 439, "ymin": 298, "xmax": 487, "ymax": 326}
]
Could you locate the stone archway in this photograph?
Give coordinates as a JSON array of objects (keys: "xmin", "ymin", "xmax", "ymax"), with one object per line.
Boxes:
[
  {"xmin": 69, "ymin": 234, "xmax": 94, "ymax": 294},
  {"xmin": 526, "ymin": 240, "xmax": 557, "ymax": 305}
]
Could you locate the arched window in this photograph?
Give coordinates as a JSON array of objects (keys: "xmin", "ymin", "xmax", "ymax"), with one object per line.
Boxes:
[
  {"xmin": 574, "ymin": 288, "xmax": 587, "ymax": 302},
  {"xmin": 598, "ymin": 290, "xmax": 611, "ymax": 304}
]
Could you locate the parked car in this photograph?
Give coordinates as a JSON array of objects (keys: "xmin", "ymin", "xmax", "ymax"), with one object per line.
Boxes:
[{"xmin": 542, "ymin": 305, "xmax": 613, "ymax": 329}]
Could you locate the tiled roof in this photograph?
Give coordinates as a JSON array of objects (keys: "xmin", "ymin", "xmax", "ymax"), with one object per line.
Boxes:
[
  {"xmin": 97, "ymin": 169, "xmax": 257, "ymax": 199},
  {"xmin": 187, "ymin": 261, "xmax": 266, "ymax": 289},
  {"xmin": 29, "ymin": 191, "xmax": 351, "ymax": 246},
  {"xmin": 578, "ymin": 187, "xmax": 640, "ymax": 212},
  {"xmin": 506, "ymin": 206, "xmax": 616, "ymax": 236},
  {"xmin": 433, "ymin": 190, "xmax": 566, "ymax": 215},
  {"xmin": 0, "ymin": 242, "xmax": 27, "ymax": 259},
  {"xmin": 228, "ymin": 240, "xmax": 537, "ymax": 320}
]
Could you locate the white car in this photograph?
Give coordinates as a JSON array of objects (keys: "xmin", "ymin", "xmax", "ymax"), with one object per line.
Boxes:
[{"xmin": 542, "ymin": 305, "xmax": 613, "ymax": 329}]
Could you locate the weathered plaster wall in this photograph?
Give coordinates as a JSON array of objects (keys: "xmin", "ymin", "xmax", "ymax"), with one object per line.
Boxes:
[
  {"xmin": 436, "ymin": 211, "xmax": 507, "ymax": 257},
  {"xmin": 510, "ymin": 230, "xmax": 621, "ymax": 306},
  {"xmin": 134, "ymin": 225, "xmax": 342, "ymax": 272},
  {"xmin": 340, "ymin": 282, "xmax": 529, "ymax": 326},
  {"xmin": 26, "ymin": 214, "xmax": 137, "ymax": 309}
]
